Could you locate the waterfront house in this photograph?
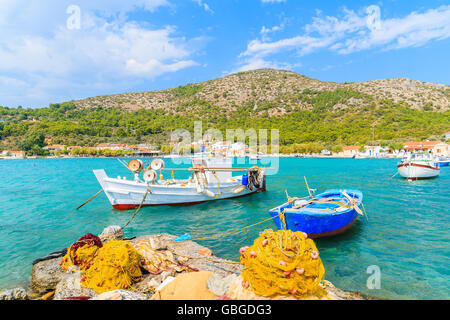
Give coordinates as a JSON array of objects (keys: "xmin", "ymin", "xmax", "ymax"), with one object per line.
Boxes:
[
  {"xmin": 403, "ymin": 141, "xmax": 449, "ymax": 156},
  {"xmin": 43, "ymin": 145, "xmax": 65, "ymax": 152},
  {"xmin": 212, "ymin": 141, "xmax": 231, "ymax": 154},
  {"xmin": 342, "ymin": 146, "xmax": 360, "ymax": 157},
  {"xmin": 231, "ymin": 142, "xmax": 249, "ymax": 156},
  {"xmin": 362, "ymin": 146, "xmax": 388, "ymax": 157},
  {"xmin": 1, "ymin": 150, "xmax": 25, "ymax": 158}
]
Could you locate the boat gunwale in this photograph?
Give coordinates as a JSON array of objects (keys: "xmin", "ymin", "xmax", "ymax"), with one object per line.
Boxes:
[
  {"xmin": 268, "ymin": 189, "xmax": 363, "ymax": 218},
  {"xmin": 102, "ymin": 176, "xmax": 244, "ymax": 189},
  {"xmin": 397, "ymin": 162, "xmax": 440, "ymax": 171}
]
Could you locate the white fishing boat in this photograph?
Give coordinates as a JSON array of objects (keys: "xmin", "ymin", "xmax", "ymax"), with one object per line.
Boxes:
[
  {"xmin": 249, "ymin": 153, "xmax": 263, "ymax": 160},
  {"xmin": 397, "ymin": 153, "xmax": 440, "ymax": 180},
  {"xmin": 93, "ymin": 157, "xmax": 266, "ymax": 210}
]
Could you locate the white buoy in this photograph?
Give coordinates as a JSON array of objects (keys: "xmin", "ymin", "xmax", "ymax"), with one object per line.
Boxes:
[
  {"xmin": 203, "ymin": 189, "xmax": 216, "ymax": 198},
  {"xmin": 233, "ymin": 185, "xmax": 245, "ymax": 194}
]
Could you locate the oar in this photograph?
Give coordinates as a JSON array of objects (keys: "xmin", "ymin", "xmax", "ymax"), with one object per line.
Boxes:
[
  {"xmin": 285, "ymin": 189, "xmax": 295, "ymax": 202},
  {"xmin": 342, "ymin": 191, "xmax": 364, "ymax": 216},
  {"xmin": 76, "ymin": 189, "xmax": 103, "ymax": 210},
  {"xmin": 304, "ymin": 176, "xmax": 312, "ymax": 197}
]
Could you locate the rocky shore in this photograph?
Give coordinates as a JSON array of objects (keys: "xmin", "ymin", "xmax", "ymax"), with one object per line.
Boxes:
[{"xmin": 0, "ymin": 228, "xmax": 366, "ymax": 300}]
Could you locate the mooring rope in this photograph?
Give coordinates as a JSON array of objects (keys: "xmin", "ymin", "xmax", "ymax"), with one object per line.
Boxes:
[
  {"xmin": 173, "ymin": 210, "xmax": 287, "ymax": 243},
  {"xmin": 76, "ymin": 189, "xmax": 103, "ymax": 210},
  {"xmin": 122, "ymin": 186, "xmax": 152, "ymax": 230}
]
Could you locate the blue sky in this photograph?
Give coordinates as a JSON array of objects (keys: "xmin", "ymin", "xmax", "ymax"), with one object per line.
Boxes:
[{"xmin": 0, "ymin": 0, "xmax": 449, "ymax": 108}]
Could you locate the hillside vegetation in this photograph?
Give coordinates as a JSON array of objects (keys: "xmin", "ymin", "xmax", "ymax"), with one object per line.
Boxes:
[{"xmin": 0, "ymin": 69, "xmax": 449, "ymax": 154}]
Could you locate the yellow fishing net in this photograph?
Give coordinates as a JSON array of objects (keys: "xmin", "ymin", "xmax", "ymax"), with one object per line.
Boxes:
[
  {"xmin": 81, "ymin": 241, "xmax": 143, "ymax": 293},
  {"xmin": 240, "ymin": 229, "xmax": 325, "ymax": 298},
  {"xmin": 61, "ymin": 244, "xmax": 99, "ymax": 272}
]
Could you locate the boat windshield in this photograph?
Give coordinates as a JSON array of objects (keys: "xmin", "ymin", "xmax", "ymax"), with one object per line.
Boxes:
[{"xmin": 409, "ymin": 153, "xmax": 433, "ymax": 161}]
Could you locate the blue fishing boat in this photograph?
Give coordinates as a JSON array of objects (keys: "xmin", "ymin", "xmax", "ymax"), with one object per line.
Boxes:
[
  {"xmin": 268, "ymin": 189, "xmax": 364, "ymax": 238},
  {"xmin": 435, "ymin": 157, "xmax": 450, "ymax": 167}
]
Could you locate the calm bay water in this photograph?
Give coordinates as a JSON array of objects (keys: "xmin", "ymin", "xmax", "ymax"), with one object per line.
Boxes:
[{"xmin": 0, "ymin": 157, "xmax": 448, "ymax": 299}]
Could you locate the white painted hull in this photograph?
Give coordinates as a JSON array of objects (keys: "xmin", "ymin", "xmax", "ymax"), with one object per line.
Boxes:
[
  {"xmin": 397, "ymin": 162, "xmax": 440, "ymax": 180},
  {"xmin": 93, "ymin": 169, "xmax": 265, "ymax": 210}
]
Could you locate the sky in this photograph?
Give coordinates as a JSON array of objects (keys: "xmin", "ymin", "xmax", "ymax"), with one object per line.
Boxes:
[{"xmin": 0, "ymin": 0, "xmax": 449, "ymax": 108}]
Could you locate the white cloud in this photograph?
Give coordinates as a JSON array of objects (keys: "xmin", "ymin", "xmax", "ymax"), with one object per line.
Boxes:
[
  {"xmin": 260, "ymin": 20, "xmax": 286, "ymax": 41},
  {"xmin": 0, "ymin": 0, "xmax": 205, "ymax": 107},
  {"xmin": 337, "ymin": 5, "xmax": 450, "ymax": 53},
  {"xmin": 238, "ymin": 5, "xmax": 450, "ymax": 71},
  {"xmin": 192, "ymin": 0, "xmax": 214, "ymax": 13}
]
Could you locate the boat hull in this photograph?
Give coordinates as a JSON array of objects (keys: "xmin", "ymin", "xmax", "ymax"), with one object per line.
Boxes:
[
  {"xmin": 436, "ymin": 161, "xmax": 449, "ymax": 167},
  {"xmin": 94, "ymin": 169, "xmax": 265, "ymax": 211},
  {"xmin": 268, "ymin": 189, "xmax": 362, "ymax": 239},
  {"xmin": 269, "ymin": 207, "xmax": 359, "ymax": 239},
  {"xmin": 397, "ymin": 163, "xmax": 440, "ymax": 180}
]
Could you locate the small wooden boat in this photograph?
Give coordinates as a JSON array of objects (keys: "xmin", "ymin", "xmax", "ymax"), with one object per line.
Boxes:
[
  {"xmin": 435, "ymin": 157, "xmax": 450, "ymax": 167},
  {"xmin": 249, "ymin": 154, "xmax": 262, "ymax": 160},
  {"xmin": 397, "ymin": 153, "xmax": 440, "ymax": 180},
  {"xmin": 268, "ymin": 189, "xmax": 363, "ymax": 238},
  {"xmin": 94, "ymin": 157, "xmax": 266, "ymax": 210}
]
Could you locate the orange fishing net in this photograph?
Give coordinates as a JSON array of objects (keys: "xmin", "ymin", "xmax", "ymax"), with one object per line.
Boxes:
[
  {"xmin": 132, "ymin": 239, "xmax": 191, "ymax": 274},
  {"xmin": 240, "ymin": 229, "xmax": 325, "ymax": 298},
  {"xmin": 60, "ymin": 233, "xmax": 102, "ymax": 272}
]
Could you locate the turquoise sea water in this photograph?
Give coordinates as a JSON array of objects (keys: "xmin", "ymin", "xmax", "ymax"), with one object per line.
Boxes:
[{"xmin": 0, "ymin": 157, "xmax": 448, "ymax": 299}]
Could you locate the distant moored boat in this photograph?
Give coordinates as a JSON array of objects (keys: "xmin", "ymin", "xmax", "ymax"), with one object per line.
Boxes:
[
  {"xmin": 435, "ymin": 156, "xmax": 450, "ymax": 167},
  {"xmin": 397, "ymin": 153, "xmax": 440, "ymax": 180}
]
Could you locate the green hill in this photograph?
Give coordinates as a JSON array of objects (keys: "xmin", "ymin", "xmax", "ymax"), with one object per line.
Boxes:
[{"xmin": 0, "ymin": 69, "xmax": 449, "ymax": 154}]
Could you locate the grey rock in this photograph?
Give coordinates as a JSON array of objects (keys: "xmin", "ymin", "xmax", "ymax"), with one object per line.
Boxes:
[
  {"xmin": 99, "ymin": 225, "xmax": 124, "ymax": 243},
  {"xmin": 31, "ymin": 257, "xmax": 66, "ymax": 293},
  {"xmin": 53, "ymin": 271, "xmax": 97, "ymax": 300},
  {"xmin": 0, "ymin": 287, "xmax": 28, "ymax": 300},
  {"xmin": 92, "ymin": 290, "xmax": 150, "ymax": 300}
]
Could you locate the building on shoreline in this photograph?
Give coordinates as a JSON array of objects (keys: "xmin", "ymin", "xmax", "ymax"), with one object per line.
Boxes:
[
  {"xmin": 403, "ymin": 141, "xmax": 449, "ymax": 156},
  {"xmin": 43, "ymin": 145, "xmax": 65, "ymax": 152},
  {"xmin": 342, "ymin": 146, "xmax": 360, "ymax": 157},
  {"xmin": 1, "ymin": 150, "xmax": 25, "ymax": 158}
]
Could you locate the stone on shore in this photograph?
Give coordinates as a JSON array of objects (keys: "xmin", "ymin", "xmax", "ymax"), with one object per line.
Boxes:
[
  {"xmin": 0, "ymin": 287, "xmax": 28, "ymax": 300},
  {"xmin": 53, "ymin": 272, "xmax": 98, "ymax": 300},
  {"xmin": 92, "ymin": 290, "xmax": 150, "ymax": 300},
  {"xmin": 99, "ymin": 225, "xmax": 124, "ymax": 243},
  {"xmin": 31, "ymin": 257, "xmax": 66, "ymax": 293}
]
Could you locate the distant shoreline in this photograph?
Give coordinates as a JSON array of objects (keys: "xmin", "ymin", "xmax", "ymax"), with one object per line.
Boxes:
[{"xmin": 0, "ymin": 154, "xmax": 402, "ymax": 160}]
